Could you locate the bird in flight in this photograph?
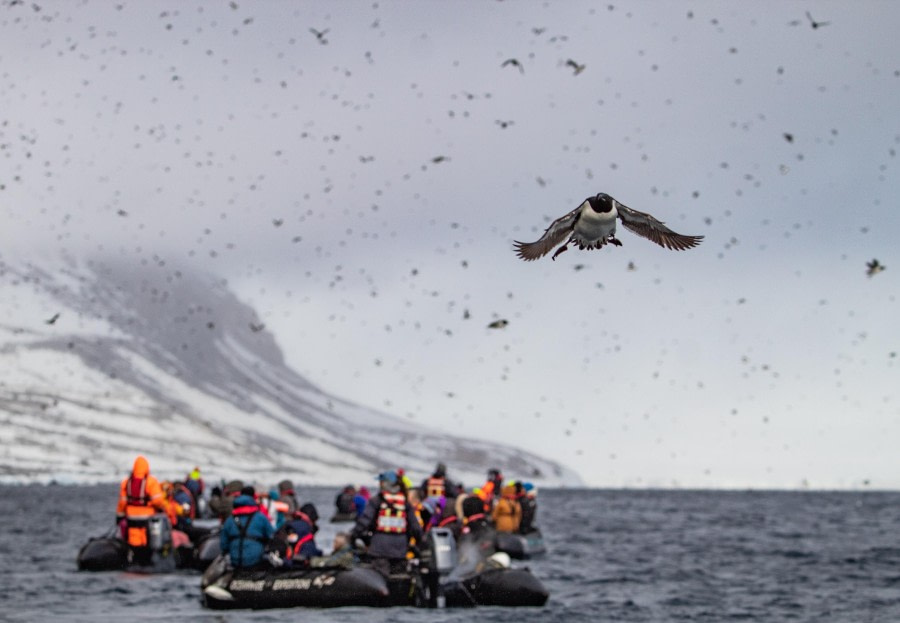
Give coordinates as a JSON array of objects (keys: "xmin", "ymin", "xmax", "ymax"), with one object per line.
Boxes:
[
  {"xmin": 309, "ymin": 27, "xmax": 329, "ymax": 44},
  {"xmin": 805, "ymin": 11, "xmax": 830, "ymax": 29},
  {"xmin": 45, "ymin": 313, "xmax": 61, "ymax": 325},
  {"xmin": 866, "ymin": 259, "xmax": 885, "ymax": 277},
  {"xmin": 514, "ymin": 193, "xmax": 703, "ymax": 261},
  {"xmin": 566, "ymin": 59, "xmax": 586, "ymax": 75},
  {"xmin": 487, "ymin": 319, "xmax": 509, "ymax": 329},
  {"xmin": 501, "ymin": 58, "xmax": 524, "ymax": 74}
]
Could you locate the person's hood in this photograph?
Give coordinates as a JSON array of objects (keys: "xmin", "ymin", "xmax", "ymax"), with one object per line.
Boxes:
[
  {"xmin": 233, "ymin": 494, "xmax": 258, "ymax": 508},
  {"xmin": 132, "ymin": 455, "xmax": 150, "ymax": 478},
  {"xmin": 299, "ymin": 503, "xmax": 319, "ymax": 523}
]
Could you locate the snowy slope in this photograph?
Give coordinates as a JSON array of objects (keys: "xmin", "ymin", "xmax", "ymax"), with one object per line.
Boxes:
[{"xmin": 0, "ymin": 257, "xmax": 578, "ymax": 487}]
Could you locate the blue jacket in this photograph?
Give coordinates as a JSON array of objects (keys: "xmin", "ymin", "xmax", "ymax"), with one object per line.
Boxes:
[
  {"xmin": 288, "ymin": 516, "xmax": 323, "ymax": 559},
  {"xmin": 220, "ymin": 495, "xmax": 274, "ymax": 568}
]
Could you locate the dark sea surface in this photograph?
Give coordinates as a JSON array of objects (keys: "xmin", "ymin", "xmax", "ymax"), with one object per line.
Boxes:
[{"xmin": 2, "ymin": 485, "xmax": 900, "ymax": 622}]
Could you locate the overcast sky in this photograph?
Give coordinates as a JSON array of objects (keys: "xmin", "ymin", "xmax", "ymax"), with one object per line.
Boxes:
[{"xmin": 2, "ymin": 1, "xmax": 898, "ymax": 488}]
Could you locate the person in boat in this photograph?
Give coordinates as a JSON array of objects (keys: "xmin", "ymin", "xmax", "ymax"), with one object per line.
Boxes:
[
  {"xmin": 310, "ymin": 532, "xmax": 357, "ymax": 569},
  {"xmin": 165, "ymin": 481, "xmax": 195, "ymax": 530},
  {"xmin": 478, "ymin": 468, "xmax": 504, "ymax": 511},
  {"xmin": 423, "ymin": 495, "xmax": 451, "ymax": 531},
  {"xmin": 396, "ymin": 468, "xmax": 414, "ymax": 491},
  {"xmin": 492, "ymin": 483, "xmax": 522, "ymax": 533},
  {"xmin": 278, "ymin": 479, "xmax": 299, "ymax": 516},
  {"xmin": 455, "ymin": 494, "xmax": 497, "ymax": 576},
  {"xmin": 334, "ymin": 485, "xmax": 356, "ymax": 516},
  {"xmin": 184, "ymin": 466, "xmax": 204, "ymax": 501},
  {"xmin": 420, "ymin": 462, "xmax": 459, "ymax": 500},
  {"xmin": 115, "ymin": 455, "xmax": 170, "ymax": 561},
  {"xmin": 262, "ymin": 488, "xmax": 289, "ymax": 530},
  {"xmin": 352, "ymin": 486, "xmax": 370, "ymax": 517},
  {"xmin": 283, "ymin": 503, "xmax": 323, "ymax": 564},
  {"xmin": 209, "ymin": 479, "xmax": 243, "ymax": 521},
  {"xmin": 517, "ymin": 482, "xmax": 538, "ymax": 534},
  {"xmin": 432, "ymin": 494, "xmax": 462, "ymax": 539},
  {"xmin": 159, "ymin": 481, "xmax": 194, "ymax": 550},
  {"xmin": 407, "ymin": 487, "xmax": 429, "ymax": 527},
  {"xmin": 351, "ymin": 470, "xmax": 423, "ymax": 579},
  {"xmin": 220, "ymin": 486, "xmax": 275, "ymax": 569}
]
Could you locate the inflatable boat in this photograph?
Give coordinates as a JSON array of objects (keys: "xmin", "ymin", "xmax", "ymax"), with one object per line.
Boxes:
[
  {"xmin": 203, "ymin": 564, "xmax": 391, "ymax": 609},
  {"xmin": 495, "ymin": 528, "xmax": 546, "ymax": 559},
  {"xmin": 201, "ymin": 527, "xmax": 548, "ymax": 609},
  {"xmin": 77, "ymin": 515, "xmax": 219, "ymax": 573},
  {"xmin": 329, "ymin": 511, "xmax": 358, "ymax": 523}
]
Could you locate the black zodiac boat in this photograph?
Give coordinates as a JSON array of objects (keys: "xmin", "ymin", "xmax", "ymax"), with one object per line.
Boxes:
[
  {"xmin": 201, "ymin": 528, "xmax": 549, "ymax": 609},
  {"xmin": 495, "ymin": 528, "xmax": 546, "ymax": 560},
  {"xmin": 329, "ymin": 511, "xmax": 358, "ymax": 523},
  {"xmin": 77, "ymin": 515, "xmax": 220, "ymax": 573}
]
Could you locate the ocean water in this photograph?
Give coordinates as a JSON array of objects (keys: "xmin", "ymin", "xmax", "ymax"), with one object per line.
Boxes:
[{"xmin": 2, "ymin": 485, "xmax": 899, "ymax": 622}]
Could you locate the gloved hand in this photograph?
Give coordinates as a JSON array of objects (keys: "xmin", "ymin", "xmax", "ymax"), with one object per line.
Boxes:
[{"xmin": 264, "ymin": 551, "xmax": 284, "ymax": 568}]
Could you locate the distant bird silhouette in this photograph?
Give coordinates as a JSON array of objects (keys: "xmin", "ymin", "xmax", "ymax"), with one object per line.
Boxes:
[
  {"xmin": 487, "ymin": 319, "xmax": 509, "ymax": 329},
  {"xmin": 495, "ymin": 120, "xmax": 514, "ymax": 129},
  {"xmin": 309, "ymin": 27, "xmax": 329, "ymax": 44},
  {"xmin": 45, "ymin": 313, "xmax": 60, "ymax": 325},
  {"xmin": 249, "ymin": 322, "xmax": 265, "ymax": 332},
  {"xmin": 501, "ymin": 58, "xmax": 524, "ymax": 74},
  {"xmin": 532, "ymin": 27, "xmax": 546, "ymax": 35},
  {"xmin": 565, "ymin": 59, "xmax": 586, "ymax": 75},
  {"xmin": 866, "ymin": 259, "xmax": 885, "ymax": 277},
  {"xmin": 431, "ymin": 155, "xmax": 449, "ymax": 164},
  {"xmin": 272, "ymin": 218, "xmax": 283, "ymax": 227},
  {"xmin": 514, "ymin": 193, "xmax": 703, "ymax": 261},
  {"xmin": 783, "ymin": 133, "xmax": 794, "ymax": 143},
  {"xmin": 116, "ymin": 209, "xmax": 128, "ymax": 217},
  {"xmin": 806, "ymin": 11, "xmax": 830, "ymax": 29}
]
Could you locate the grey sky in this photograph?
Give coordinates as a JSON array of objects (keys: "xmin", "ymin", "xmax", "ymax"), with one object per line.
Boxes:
[{"xmin": 2, "ymin": 1, "xmax": 898, "ymax": 487}]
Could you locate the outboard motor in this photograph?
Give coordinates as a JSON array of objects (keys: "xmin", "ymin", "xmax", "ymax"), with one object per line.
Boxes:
[
  {"xmin": 147, "ymin": 514, "xmax": 171, "ymax": 550},
  {"xmin": 126, "ymin": 513, "xmax": 176, "ymax": 571},
  {"xmin": 424, "ymin": 528, "xmax": 458, "ymax": 608}
]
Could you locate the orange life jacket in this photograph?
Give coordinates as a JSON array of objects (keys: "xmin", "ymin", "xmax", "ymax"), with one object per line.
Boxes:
[
  {"xmin": 375, "ymin": 492, "xmax": 408, "ymax": 534},
  {"xmin": 425, "ymin": 476, "xmax": 446, "ymax": 498},
  {"xmin": 124, "ymin": 476, "xmax": 161, "ymax": 518}
]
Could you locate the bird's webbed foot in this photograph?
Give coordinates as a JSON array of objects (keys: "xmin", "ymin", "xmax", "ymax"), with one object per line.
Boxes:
[
  {"xmin": 551, "ymin": 244, "xmax": 569, "ymax": 261},
  {"xmin": 608, "ymin": 237, "xmax": 623, "ymax": 247}
]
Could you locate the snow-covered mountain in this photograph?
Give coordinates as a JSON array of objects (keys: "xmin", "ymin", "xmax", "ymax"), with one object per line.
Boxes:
[{"xmin": 0, "ymin": 256, "xmax": 578, "ymax": 487}]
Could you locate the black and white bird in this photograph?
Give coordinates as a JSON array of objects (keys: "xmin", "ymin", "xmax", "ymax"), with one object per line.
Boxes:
[
  {"xmin": 514, "ymin": 193, "xmax": 703, "ymax": 261},
  {"xmin": 866, "ymin": 259, "xmax": 885, "ymax": 277}
]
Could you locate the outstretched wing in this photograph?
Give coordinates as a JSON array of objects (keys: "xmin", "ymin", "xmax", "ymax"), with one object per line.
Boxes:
[
  {"xmin": 616, "ymin": 204, "xmax": 703, "ymax": 251},
  {"xmin": 513, "ymin": 206, "xmax": 580, "ymax": 261}
]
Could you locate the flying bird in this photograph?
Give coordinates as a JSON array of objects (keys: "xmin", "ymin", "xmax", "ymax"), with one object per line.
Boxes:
[
  {"xmin": 866, "ymin": 259, "xmax": 885, "ymax": 277},
  {"xmin": 487, "ymin": 319, "xmax": 509, "ymax": 329},
  {"xmin": 309, "ymin": 27, "xmax": 329, "ymax": 44},
  {"xmin": 514, "ymin": 193, "xmax": 703, "ymax": 261},
  {"xmin": 45, "ymin": 313, "xmax": 60, "ymax": 325},
  {"xmin": 566, "ymin": 59, "xmax": 586, "ymax": 75},
  {"xmin": 249, "ymin": 322, "xmax": 265, "ymax": 332},
  {"xmin": 501, "ymin": 58, "xmax": 524, "ymax": 74},
  {"xmin": 805, "ymin": 11, "xmax": 830, "ymax": 29}
]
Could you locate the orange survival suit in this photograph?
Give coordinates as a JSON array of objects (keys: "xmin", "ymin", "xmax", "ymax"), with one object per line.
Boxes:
[{"xmin": 116, "ymin": 455, "xmax": 168, "ymax": 546}]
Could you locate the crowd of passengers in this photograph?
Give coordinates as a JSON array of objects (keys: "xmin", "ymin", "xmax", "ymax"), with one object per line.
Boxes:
[{"xmin": 116, "ymin": 457, "xmax": 539, "ymax": 577}]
